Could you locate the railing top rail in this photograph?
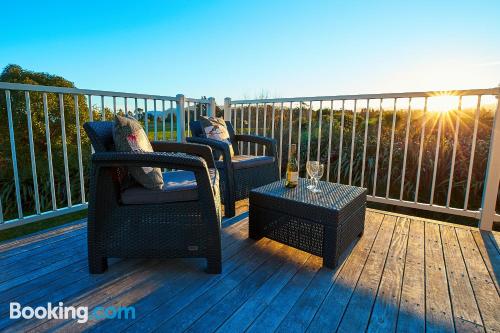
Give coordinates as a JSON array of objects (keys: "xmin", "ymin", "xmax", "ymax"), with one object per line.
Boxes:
[
  {"xmin": 231, "ymin": 87, "xmax": 500, "ymax": 104},
  {"xmin": 0, "ymin": 82, "xmax": 177, "ymax": 101},
  {"xmin": 185, "ymin": 97, "xmax": 210, "ymax": 104}
]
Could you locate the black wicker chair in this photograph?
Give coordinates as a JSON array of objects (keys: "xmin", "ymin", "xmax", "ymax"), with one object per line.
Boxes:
[
  {"xmin": 83, "ymin": 121, "xmax": 222, "ymax": 274},
  {"xmin": 187, "ymin": 120, "xmax": 279, "ymax": 217}
]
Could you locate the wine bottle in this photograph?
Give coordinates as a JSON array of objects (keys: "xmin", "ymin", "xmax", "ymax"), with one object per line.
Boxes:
[{"xmin": 285, "ymin": 144, "xmax": 299, "ymax": 188}]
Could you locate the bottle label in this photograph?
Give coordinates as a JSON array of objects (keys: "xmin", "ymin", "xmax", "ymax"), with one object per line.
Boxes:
[{"xmin": 289, "ymin": 172, "xmax": 298, "ymax": 182}]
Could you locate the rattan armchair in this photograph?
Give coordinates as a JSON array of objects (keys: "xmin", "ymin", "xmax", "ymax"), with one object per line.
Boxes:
[
  {"xmin": 187, "ymin": 121, "xmax": 279, "ymax": 217},
  {"xmin": 83, "ymin": 121, "xmax": 222, "ymax": 274}
]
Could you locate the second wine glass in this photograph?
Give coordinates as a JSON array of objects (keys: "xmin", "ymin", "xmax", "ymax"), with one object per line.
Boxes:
[
  {"xmin": 306, "ymin": 161, "xmax": 319, "ymax": 190},
  {"xmin": 310, "ymin": 163, "xmax": 324, "ymax": 193}
]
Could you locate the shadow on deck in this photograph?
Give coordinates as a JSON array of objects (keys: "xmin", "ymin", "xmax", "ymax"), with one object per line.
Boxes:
[{"xmin": 0, "ymin": 207, "xmax": 499, "ymax": 332}]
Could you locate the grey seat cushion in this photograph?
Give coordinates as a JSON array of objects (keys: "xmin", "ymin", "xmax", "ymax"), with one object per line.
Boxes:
[
  {"xmin": 121, "ymin": 169, "xmax": 217, "ymax": 205},
  {"xmin": 216, "ymin": 155, "xmax": 275, "ymax": 170}
]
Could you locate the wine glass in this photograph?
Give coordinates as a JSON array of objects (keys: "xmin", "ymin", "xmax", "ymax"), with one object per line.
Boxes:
[
  {"xmin": 306, "ymin": 161, "xmax": 319, "ymax": 190},
  {"xmin": 310, "ymin": 164, "xmax": 324, "ymax": 193}
]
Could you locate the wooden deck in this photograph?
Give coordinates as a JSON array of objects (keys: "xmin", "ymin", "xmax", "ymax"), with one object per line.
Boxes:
[{"xmin": 0, "ymin": 209, "xmax": 499, "ymax": 332}]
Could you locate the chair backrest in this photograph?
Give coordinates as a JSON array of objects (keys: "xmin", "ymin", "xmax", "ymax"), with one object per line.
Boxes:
[
  {"xmin": 189, "ymin": 120, "xmax": 239, "ymax": 155},
  {"xmin": 189, "ymin": 120, "xmax": 205, "ymax": 138},
  {"xmin": 83, "ymin": 121, "xmax": 131, "ymax": 188},
  {"xmin": 83, "ymin": 121, "xmax": 115, "ymax": 152}
]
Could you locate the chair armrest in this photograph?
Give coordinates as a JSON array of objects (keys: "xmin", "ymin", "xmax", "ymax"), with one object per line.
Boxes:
[
  {"xmin": 186, "ymin": 137, "xmax": 235, "ymax": 209},
  {"xmin": 150, "ymin": 141, "xmax": 216, "ymax": 168},
  {"xmin": 186, "ymin": 137, "xmax": 234, "ymax": 170},
  {"xmin": 186, "ymin": 137, "xmax": 232, "ymax": 156},
  {"xmin": 92, "ymin": 151, "xmax": 208, "ymax": 172},
  {"xmin": 234, "ymin": 134, "xmax": 277, "ymax": 157}
]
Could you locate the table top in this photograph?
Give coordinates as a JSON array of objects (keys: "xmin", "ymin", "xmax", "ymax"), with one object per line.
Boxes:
[{"xmin": 250, "ymin": 178, "xmax": 366, "ymax": 213}]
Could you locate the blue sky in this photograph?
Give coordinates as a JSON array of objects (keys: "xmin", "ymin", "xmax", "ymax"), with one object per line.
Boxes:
[{"xmin": 1, "ymin": 0, "xmax": 499, "ymax": 102}]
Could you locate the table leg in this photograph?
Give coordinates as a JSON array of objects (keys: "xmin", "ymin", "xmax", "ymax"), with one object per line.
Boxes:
[
  {"xmin": 248, "ymin": 205, "xmax": 263, "ymax": 240},
  {"xmin": 323, "ymin": 225, "xmax": 337, "ymax": 268}
]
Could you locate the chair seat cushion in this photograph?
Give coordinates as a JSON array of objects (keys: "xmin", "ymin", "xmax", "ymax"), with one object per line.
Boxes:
[
  {"xmin": 216, "ymin": 155, "xmax": 275, "ymax": 170},
  {"xmin": 121, "ymin": 169, "xmax": 217, "ymax": 205}
]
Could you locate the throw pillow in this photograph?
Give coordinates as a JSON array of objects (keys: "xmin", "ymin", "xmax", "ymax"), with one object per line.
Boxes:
[
  {"xmin": 199, "ymin": 116, "xmax": 234, "ymax": 158},
  {"xmin": 113, "ymin": 115, "xmax": 164, "ymax": 190}
]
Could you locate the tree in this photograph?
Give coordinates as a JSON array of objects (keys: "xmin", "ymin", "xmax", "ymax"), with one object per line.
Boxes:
[{"xmin": 0, "ymin": 65, "xmax": 91, "ymax": 220}]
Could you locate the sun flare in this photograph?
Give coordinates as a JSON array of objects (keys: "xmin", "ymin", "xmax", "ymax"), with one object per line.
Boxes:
[{"xmin": 427, "ymin": 93, "xmax": 459, "ymax": 112}]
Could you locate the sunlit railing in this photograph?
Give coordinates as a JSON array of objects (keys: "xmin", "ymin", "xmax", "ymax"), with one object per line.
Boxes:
[
  {"xmin": 1, "ymin": 83, "xmax": 499, "ymax": 231},
  {"xmin": 0, "ymin": 82, "xmax": 213, "ymax": 229},
  {"xmin": 224, "ymin": 88, "xmax": 500, "ymax": 230}
]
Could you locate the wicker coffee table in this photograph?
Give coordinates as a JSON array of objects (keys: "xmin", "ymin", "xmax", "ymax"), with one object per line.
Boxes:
[{"xmin": 249, "ymin": 178, "xmax": 367, "ymax": 268}]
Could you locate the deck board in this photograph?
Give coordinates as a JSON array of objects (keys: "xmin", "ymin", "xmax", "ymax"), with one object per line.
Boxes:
[
  {"xmin": 189, "ymin": 245, "xmax": 306, "ymax": 332},
  {"xmin": 0, "ymin": 221, "xmax": 85, "ymax": 253},
  {"xmin": 489, "ymin": 232, "xmax": 500, "ymax": 254},
  {"xmin": 159, "ymin": 241, "xmax": 287, "ymax": 333},
  {"xmin": 121, "ymin": 240, "xmax": 280, "ymax": 332},
  {"xmin": 0, "ymin": 234, "xmax": 87, "ymax": 282},
  {"xmin": 425, "ymin": 222, "xmax": 455, "ymax": 332},
  {"xmin": 366, "ymin": 217, "xmax": 410, "ymax": 333},
  {"xmin": 455, "ymin": 228, "xmax": 500, "ymax": 333},
  {"xmin": 304, "ymin": 211, "xmax": 385, "ymax": 332},
  {"xmin": 336, "ymin": 214, "xmax": 397, "ymax": 332},
  {"xmin": 440, "ymin": 224, "xmax": 484, "ymax": 332},
  {"xmin": 397, "ymin": 218, "xmax": 426, "ymax": 332},
  {"xmin": 472, "ymin": 230, "xmax": 500, "ymax": 293},
  {"xmin": 0, "ymin": 232, "xmax": 86, "ymax": 269},
  {"xmin": 0, "ymin": 209, "xmax": 498, "ymax": 333},
  {"xmin": 245, "ymin": 255, "xmax": 322, "ymax": 333},
  {"xmin": 215, "ymin": 249, "xmax": 311, "ymax": 332}
]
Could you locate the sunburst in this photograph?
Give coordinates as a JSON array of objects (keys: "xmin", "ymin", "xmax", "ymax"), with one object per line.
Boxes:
[{"xmin": 427, "ymin": 92, "xmax": 459, "ymax": 112}]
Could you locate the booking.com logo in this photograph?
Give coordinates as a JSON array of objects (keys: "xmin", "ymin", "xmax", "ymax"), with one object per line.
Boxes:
[{"xmin": 10, "ymin": 302, "xmax": 136, "ymax": 323}]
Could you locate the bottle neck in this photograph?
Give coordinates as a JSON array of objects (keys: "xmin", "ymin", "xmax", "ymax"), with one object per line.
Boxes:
[{"xmin": 289, "ymin": 145, "xmax": 297, "ymax": 159}]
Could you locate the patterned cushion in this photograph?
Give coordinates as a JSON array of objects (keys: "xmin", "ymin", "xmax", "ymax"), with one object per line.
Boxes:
[
  {"xmin": 112, "ymin": 115, "xmax": 164, "ymax": 190},
  {"xmin": 199, "ymin": 116, "xmax": 234, "ymax": 158}
]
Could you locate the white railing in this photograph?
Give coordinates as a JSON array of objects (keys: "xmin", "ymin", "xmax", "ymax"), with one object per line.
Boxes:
[
  {"xmin": 0, "ymin": 82, "xmax": 214, "ymax": 229},
  {"xmin": 224, "ymin": 88, "xmax": 500, "ymax": 230},
  {"xmin": 1, "ymin": 82, "xmax": 499, "ymax": 231}
]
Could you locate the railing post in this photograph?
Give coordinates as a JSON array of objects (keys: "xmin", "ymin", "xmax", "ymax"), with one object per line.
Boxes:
[
  {"xmin": 479, "ymin": 93, "xmax": 500, "ymax": 230},
  {"xmin": 207, "ymin": 97, "xmax": 216, "ymax": 117},
  {"xmin": 176, "ymin": 94, "xmax": 185, "ymax": 142},
  {"xmin": 224, "ymin": 97, "xmax": 232, "ymax": 121}
]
